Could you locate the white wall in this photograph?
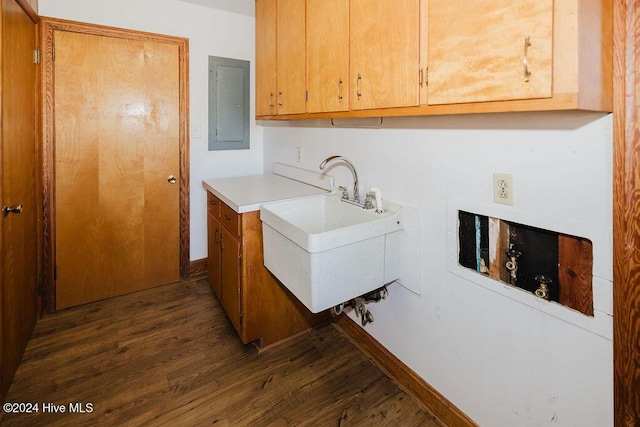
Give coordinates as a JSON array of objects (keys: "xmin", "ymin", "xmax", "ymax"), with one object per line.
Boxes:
[
  {"xmin": 262, "ymin": 113, "xmax": 613, "ymax": 427},
  {"xmin": 39, "ymin": 0, "xmax": 262, "ymax": 260}
]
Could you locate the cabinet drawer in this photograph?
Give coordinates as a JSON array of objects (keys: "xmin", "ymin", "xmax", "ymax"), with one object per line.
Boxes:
[
  {"xmin": 220, "ymin": 202, "xmax": 241, "ymax": 237},
  {"xmin": 207, "ymin": 192, "xmax": 220, "ymax": 216}
]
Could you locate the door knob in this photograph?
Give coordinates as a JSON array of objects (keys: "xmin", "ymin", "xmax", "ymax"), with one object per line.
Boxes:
[
  {"xmin": 167, "ymin": 175, "xmax": 177, "ymax": 184},
  {"xmin": 3, "ymin": 204, "xmax": 23, "ymax": 217}
]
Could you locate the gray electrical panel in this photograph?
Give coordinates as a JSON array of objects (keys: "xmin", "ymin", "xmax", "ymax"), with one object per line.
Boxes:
[{"xmin": 208, "ymin": 56, "xmax": 250, "ymax": 150}]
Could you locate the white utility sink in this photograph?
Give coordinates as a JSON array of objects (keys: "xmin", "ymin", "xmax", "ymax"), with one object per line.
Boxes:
[{"xmin": 260, "ymin": 192, "xmax": 404, "ymax": 313}]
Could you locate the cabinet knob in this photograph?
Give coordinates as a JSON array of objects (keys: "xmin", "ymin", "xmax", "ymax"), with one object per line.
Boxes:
[
  {"xmin": 2, "ymin": 204, "xmax": 22, "ymax": 217},
  {"xmin": 167, "ymin": 175, "xmax": 177, "ymax": 184}
]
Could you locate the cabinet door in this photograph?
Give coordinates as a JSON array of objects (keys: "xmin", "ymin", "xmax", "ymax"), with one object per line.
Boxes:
[
  {"xmin": 419, "ymin": 0, "xmax": 428, "ymax": 105},
  {"xmin": 350, "ymin": 0, "xmax": 420, "ymax": 110},
  {"xmin": 256, "ymin": 0, "xmax": 277, "ymax": 116},
  {"xmin": 207, "ymin": 211, "xmax": 222, "ymax": 298},
  {"xmin": 428, "ymin": 0, "xmax": 553, "ymax": 105},
  {"xmin": 306, "ymin": 0, "xmax": 349, "ymax": 113},
  {"xmin": 276, "ymin": 0, "xmax": 306, "ymax": 114},
  {"xmin": 220, "ymin": 228, "xmax": 242, "ymax": 334}
]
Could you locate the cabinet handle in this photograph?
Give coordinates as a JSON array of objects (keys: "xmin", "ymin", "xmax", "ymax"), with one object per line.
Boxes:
[
  {"xmin": 277, "ymin": 91, "xmax": 283, "ymax": 107},
  {"xmin": 214, "ymin": 228, "xmax": 220, "ymax": 245},
  {"xmin": 356, "ymin": 74, "xmax": 362, "ymax": 100},
  {"xmin": 420, "ymin": 68, "xmax": 428, "ymax": 87},
  {"xmin": 337, "ymin": 79, "xmax": 343, "ymax": 102},
  {"xmin": 224, "ymin": 214, "xmax": 231, "ymax": 221},
  {"xmin": 220, "ymin": 233, "xmax": 225, "ymax": 250},
  {"xmin": 269, "ymin": 92, "xmax": 274, "ymax": 107},
  {"xmin": 523, "ymin": 36, "xmax": 532, "ymax": 82}
]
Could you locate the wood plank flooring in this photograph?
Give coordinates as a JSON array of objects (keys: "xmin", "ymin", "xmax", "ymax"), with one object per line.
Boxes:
[{"xmin": 1, "ymin": 275, "xmax": 442, "ymax": 426}]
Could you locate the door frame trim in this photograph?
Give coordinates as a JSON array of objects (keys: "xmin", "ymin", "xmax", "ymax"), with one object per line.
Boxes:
[
  {"xmin": 40, "ymin": 17, "xmax": 190, "ymax": 312},
  {"xmin": 613, "ymin": 0, "xmax": 640, "ymax": 423}
]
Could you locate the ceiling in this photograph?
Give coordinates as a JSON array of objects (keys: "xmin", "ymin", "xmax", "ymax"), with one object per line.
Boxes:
[{"xmin": 178, "ymin": 0, "xmax": 255, "ymax": 17}]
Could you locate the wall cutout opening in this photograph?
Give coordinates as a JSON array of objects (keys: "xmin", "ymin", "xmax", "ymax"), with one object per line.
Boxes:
[{"xmin": 458, "ymin": 211, "xmax": 594, "ymax": 316}]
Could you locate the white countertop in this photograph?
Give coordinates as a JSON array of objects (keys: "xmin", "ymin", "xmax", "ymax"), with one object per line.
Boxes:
[{"xmin": 202, "ymin": 174, "xmax": 329, "ymax": 213}]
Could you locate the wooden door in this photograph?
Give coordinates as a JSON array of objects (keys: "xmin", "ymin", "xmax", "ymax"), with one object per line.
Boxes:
[
  {"xmin": 276, "ymin": 0, "xmax": 306, "ymax": 114},
  {"xmin": 220, "ymin": 228, "xmax": 241, "ymax": 334},
  {"xmin": 255, "ymin": 0, "xmax": 277, "ymax": 116},
  {"xmin": 428, "ymin": 0, "xmax": 553, "ymax": 105},
  {"xmin": 54, "ymin": 30, "xmax": 180, "ymax": 309},
  {"xmin": 0, "ymin": 0, "xmax": 38, "ymax": 400},
  {"xmin": 350, "ymin": 0, "xmax": 420, "ymax": 110},
  {"xmin": 306, "ymin": 0, "xmax": 349, "ymax": 113},
  {"xmin": 207, "ymin": 211, "xmax": 221, "ymax": 298}
]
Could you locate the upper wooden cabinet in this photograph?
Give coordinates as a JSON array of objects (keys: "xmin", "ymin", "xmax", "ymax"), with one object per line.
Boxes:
[
  {"xmin": 255, "ymin": 0, "xmax": 276, "ymax": 116},
  {"xmin": 425, "ymin": 0, "xmax": 612, "ymax": 113},
  {"xmin": 428, "ymin": 0, "xmax": 553, "ymax": 105},
  {"xmin": 255, "ymin": 0, "xmax": 306, "ymax": 116},
  {"xmin": 255, "ymin": 0, "xmax": 612, "ymax": 119},
  {"xmin": 306, "ymin": 0, "xmax": 350, "ymax": 113},
  {"xmin": 350, "ymin": 0, "xmax": 420, "ymax": 110},
  {"xmin": 419, "ymin": 0, "xmax": 428, "ymax": 106},
  {"xmin": 276, "ymin": 0, "xmax": 306, "ymax": 114}
]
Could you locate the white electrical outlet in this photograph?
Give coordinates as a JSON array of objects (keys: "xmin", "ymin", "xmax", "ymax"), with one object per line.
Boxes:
[
  {"xmin": 296, "ymin": 146, "xmax": 302, "ymax": 163},
  {"xmin": 493, "ymin": 173, "xmax": 514, "ymax": 205}
]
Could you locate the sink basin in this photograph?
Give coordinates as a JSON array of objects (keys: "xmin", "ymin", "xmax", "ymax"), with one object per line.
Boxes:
[{"xmin": 260, "ymin": 192, "xmax": 404, "ymax": 313}]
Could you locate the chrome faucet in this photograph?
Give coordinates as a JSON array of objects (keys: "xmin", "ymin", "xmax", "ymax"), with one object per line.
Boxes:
[{"xmin": 319, "ymin": 155, "xmax": 360, "ymax": 203}]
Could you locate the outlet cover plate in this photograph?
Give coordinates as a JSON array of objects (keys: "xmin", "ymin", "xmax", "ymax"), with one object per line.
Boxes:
[{"xmin": 493, "ymin": 173, "xmax": 514, "ymax": 205}]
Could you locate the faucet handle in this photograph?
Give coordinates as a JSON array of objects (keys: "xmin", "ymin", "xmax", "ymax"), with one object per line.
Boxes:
[
  {"xmin": 369, "ymin": 187, "xmax": 385, "ymax": 213},
  {"xmin": 364, "ymin": 192, "xmax": 375, "ymax": 210},
  {"xmin": 338, "ymin": 186, "xmax": 349, "ymax": 200}
]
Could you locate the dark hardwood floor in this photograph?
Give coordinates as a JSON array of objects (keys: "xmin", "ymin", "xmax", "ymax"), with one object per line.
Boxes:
[{"xmin": 1, "ymin": 275, "xmax": 442, "ymax": 426}]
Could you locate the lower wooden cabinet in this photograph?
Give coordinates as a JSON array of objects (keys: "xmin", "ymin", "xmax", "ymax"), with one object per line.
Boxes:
[
  {"xmin": 219, "ymin": 225, "xmax": 242, "ymax": 333},
  {"xmin": 206, "ymin": 211, "xmax": 222, "ymax": 297},
  {"xmin": 206, "ymin": 191, "xmax": 328, "ymax": 349}
]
